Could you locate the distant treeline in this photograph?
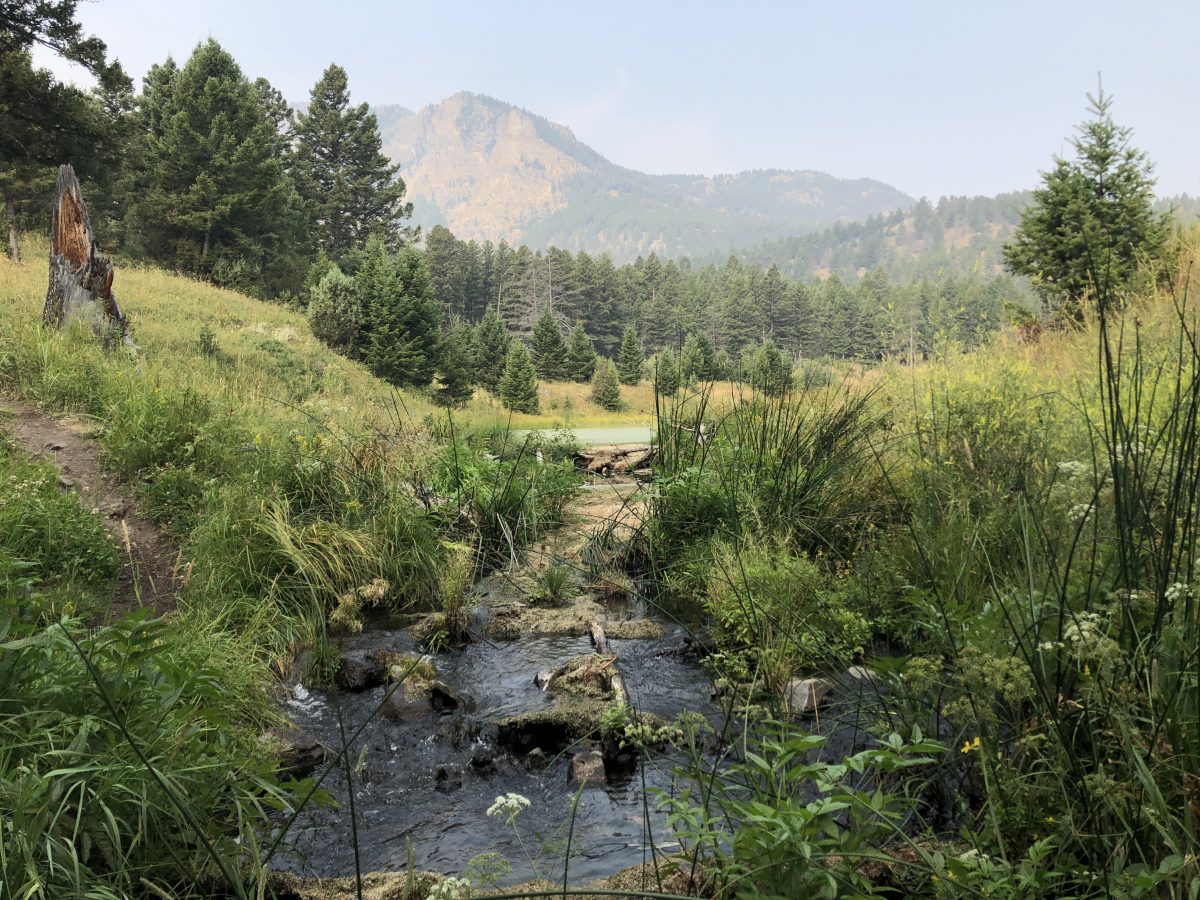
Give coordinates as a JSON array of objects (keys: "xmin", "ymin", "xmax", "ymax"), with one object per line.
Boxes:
[{"xmin": 419, "ymin": 224, "xmax": 1034, "ymax": 364}]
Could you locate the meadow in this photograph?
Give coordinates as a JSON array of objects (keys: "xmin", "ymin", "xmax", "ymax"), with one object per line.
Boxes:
[{"xmin": 2, "ymin": 232, "xmax": 1200, "ymax": 898}]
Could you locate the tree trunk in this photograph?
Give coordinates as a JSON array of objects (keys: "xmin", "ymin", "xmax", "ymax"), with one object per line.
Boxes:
[
  {"xmin": 43, "ymin": 164, "xmax": 131, "ymax": 346},
  {"xmin": 4, "ymin": 187, "xmax": 19, "ymax": 263}
]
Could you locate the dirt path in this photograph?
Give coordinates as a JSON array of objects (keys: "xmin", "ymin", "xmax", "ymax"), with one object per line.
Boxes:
[{"xmin": 0, "ymin": 396, "xmax": 181, "ymax": 617}]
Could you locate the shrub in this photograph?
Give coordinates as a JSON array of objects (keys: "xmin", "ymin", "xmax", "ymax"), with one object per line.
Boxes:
[{"xmin": 706, "ymin": 541, "xmax": 870, "ymax": 677}]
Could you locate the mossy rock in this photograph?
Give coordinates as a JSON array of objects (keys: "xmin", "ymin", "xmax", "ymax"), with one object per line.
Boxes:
[
  {"xmin": 496, "ymin": 698, "xmax": 608, "ymax": 754},
  {"xmin": 547, "ymin": 653, "xmax": 619, "ymax": 700},
  {"xmin": 605, "ymin": 618, "xmax": 665, "ymax": 639}
]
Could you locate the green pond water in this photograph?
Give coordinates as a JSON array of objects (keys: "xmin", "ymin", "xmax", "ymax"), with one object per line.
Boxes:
[{"xmin": 515, "ymin": 425, "xmax": 653, "ymax": 446}]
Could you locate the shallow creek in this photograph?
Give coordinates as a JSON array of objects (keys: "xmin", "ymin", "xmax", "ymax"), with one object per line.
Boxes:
[{"xmin": 275, "ymin": 605, "xmax": 720, "ymax": 885}]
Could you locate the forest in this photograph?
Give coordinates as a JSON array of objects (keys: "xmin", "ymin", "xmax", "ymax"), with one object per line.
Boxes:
[{"xmin": 2, "ymin": 2, "xmax": 1199, "ymax": 899}]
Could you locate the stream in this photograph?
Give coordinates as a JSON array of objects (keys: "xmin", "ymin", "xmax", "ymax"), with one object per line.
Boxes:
[{"xmin": 274, "ymin": 604, "xmax": 720, "ymax": 885}]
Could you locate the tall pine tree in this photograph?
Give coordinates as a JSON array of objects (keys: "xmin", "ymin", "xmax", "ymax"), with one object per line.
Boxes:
[
  {"xmin": 564, "ymin": 321, "xmax": 598, "ymax": 382},
  {"xmin": 474, "ymin": 309, "xmax": 511, "ymax": 394},
  {"xmin": 436, "ymin": 318, "xmax": 475, "ymax": 408},
  {"xmin": 617, "ymin": 325, "xmax": 644, "ymax": 385},
  {"xmin": 130, "ymin": 40, "xmax": 301, "ymax": 292},
  {"xmin": 358, "ymin": 237, "xmax": 441, "ymax": 387},
  {"xmin": 293, "ymin": 63, "xmax": 413, "ymax": 259},
  {"xmin": 499, "ymin": 341, "xmax": 539, "ymax": 414},
  {"xmin": 531, "ymin": 307, "xmax": 568, "ymax": 380}
]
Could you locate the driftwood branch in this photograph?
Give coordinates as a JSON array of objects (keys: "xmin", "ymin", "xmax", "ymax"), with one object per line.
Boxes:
[
  {"xmin": 43, "ymin": 164, "xmax": 131, "ymax": 346},
  {"xmin": 589, "ymin": 620, "xmax": 630, "ymax": 705}
]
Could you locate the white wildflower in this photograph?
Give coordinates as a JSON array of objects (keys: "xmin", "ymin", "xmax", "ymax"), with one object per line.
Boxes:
[
  {"xmin": 428, "ymin": 876, "xmax": 472, "ymax": 900},
  {"xmin": 486, "ymin": 792, "xmax": 531, "ymax": 825}
]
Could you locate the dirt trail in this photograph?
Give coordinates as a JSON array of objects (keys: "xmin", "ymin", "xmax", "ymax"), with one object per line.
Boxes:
[{"xmin": 0, "ymin": 396, "xmax": 180, "ymax": 617}]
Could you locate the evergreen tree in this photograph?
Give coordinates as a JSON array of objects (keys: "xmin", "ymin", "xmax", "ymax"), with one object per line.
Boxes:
[
  {"xmin": 358, "ymin": 238, "xmax": 440, "ymax": 387},
  {"xmin": 425, "ymin": 224, "xmax": 467, "ymax": 318},
  {"xmin": 531, "ymin": 307, "xmax": 568, "ymax": 380},
  {"xmin": 1004, "ymin": 89, "xmax": 1171, "ymax": 323},
  {"xmin": 680, "ymin": 332, "xmax": 715, "ymax": 383},
  {"xmin": 436, "ymin": 318, "xmax": 475, "ymax": 408},
  {"xmin": 307, "ymin": 266, "xmax": 362, "ymax": 356},
  {"xmin": 474, "ymin": 309, "xmax": 511, "ymax": 394},
  {"xmin": 130, "ymin": 41, "xmax": 301, "ymax": 291},
  {"xmin": 747, "ymin": 340, "xmax": 793, "ymax": 397},
  {"xmin": 564, "ymin": 321, "xmax": 598, "ymax": 383},
  {"xmin": 293, "ymin": 63, "xmax": 413, "ymax": 259},
  {"xmin": 590, "ymin": 358, "xmax": 623, "ymax": 411},
  {"xmin": 655, "ymin": 348, "xmax": 681, "ymax": 396},
  {"xmin": 617, "ymin": 325, "xmax": 644, "ymax": 385},
  {"xmin": 712, "ymin": 348, "xmax": 737, "ymax": 382},
  {"xmin": 498, "ymin": 341, "xmax": 540, "ymax": 414}
]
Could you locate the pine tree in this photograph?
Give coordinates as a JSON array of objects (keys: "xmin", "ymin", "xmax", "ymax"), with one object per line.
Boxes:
[
  {"xmin": 1004, "ymin": 89, "xmax": 1171, "ymax": 324},
  {"xmin": 680, "ymin": 332, "xmax": 715, "ymax": 383},
  {"xmin": 531, "ymin": 307, "xmax": 568, "ymax": 380},
  {"xmin": 499, "ymin": 341, "xmax": 540, "ymax": 414},
  {"xmin": 308, "ymin": 266, "xmax": 362, "ymax": 356},
  {"xmin": 293, "ymin": 64, "xmax": 413, "ymax": 259},
  {"xmin": 565, "ymin": 322, "xmax": 598, "ymax": 383},
  {"xmin": 590, "ymin": 358, "xmax": 623, "ymax": 411},
  {"xmin": 617, "ymin": 325, "xmax": 644, "ymax": 385},
  {"xmin": 474, "ymin": 309, "xmax": 511, "ymax": 394},
  {"xmin": 358, "ymin": 238, "xmax": 440, "ymax": 387},
  {"xmin": 747, "ymin": 340, "xmax": 793, "ymax": 397},
  {"xmin": 655, "ymin": 348, "xmax": 681, "ymax": 396},
  {"xmin": 436, "ymin": 318, "xmax": 475, "ymax": 408},
  {"xmin": 130, "ymin": 41, "xmax": 301, "ymax": 290}
]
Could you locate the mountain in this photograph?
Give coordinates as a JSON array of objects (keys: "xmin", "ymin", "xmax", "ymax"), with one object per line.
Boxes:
[
  {"xmin": 729, "ymin": 192, "xmax": 1199, "ymax": 284},
  {"xmin": 373, "ymin": 92, "xmax": 915, "ymax": 261}
]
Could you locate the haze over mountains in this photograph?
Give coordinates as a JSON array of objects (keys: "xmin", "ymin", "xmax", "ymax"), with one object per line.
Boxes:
[
  {"xmin": 370, "ymin": 92, "xmax": 1197, "ymax": 280},
  {"xmin": 373, "ymin": 93, "xmax": 915, "ymax": 262}
]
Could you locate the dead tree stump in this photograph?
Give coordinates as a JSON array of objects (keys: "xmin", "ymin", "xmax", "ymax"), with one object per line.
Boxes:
[{"xmin": 43, "ymin": 164, "xmax": 131, "ymax": 345}]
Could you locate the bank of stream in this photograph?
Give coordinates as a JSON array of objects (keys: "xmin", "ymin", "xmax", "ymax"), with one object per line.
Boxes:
[{"xmin": 274, "ymin": 479, "xmax": 723, "ymax": 887}]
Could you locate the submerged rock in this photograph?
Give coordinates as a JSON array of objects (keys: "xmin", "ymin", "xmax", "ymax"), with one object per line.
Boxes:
[
  {"xmin": 568, "ymin": 749, "xmax": 606, "ymax": 786},
  {"xmin": 786, "ymin": 677, "xmax": 835, "ymax": 716},
  {"xmin": 604, "ymin": 618, "xmax": 666, "ymax": 640},
  {"xmin": 470, "ymin": 746, "xmax": 496, "ymax": 773},
  {"xmin": 434, "ymin": 765, "xmax": 462, "ymax": 792},
  {"xmin": 269, "ymin": 728, "xmax": 329, "ymax": 780},
  {"xmin": 546, "ymin": 653, "xmax": 620, "ymax": 701},
  {"xmin": 379, "ymin": 681, "xmax": 429, "ymax": 722},
  {"xmin": 430, "ymin": 680, "xmax": 475, "ymax": 713},
  {"xmin": 336, "ymin": 651, "xmax": 387, "ymax": 692},
  {"xmin": 524, "ymin": 747, "xmax": 549, "ymax": 769}
]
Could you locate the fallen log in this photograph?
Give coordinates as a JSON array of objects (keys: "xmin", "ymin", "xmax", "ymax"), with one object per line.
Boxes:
[
  {"xmin": 589, "ymin": 619, "xmax": 630, "ymax": 705},
  {"xmin": 574, "ymin": 445, "xmax": 656, "ymax": 477},
  {"xmin": 43, "ymin": 164, "xmax": 132, "ymax": 347}
]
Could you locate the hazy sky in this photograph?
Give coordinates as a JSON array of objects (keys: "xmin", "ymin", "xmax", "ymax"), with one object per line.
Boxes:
[{"xmin": 38, "ymin": 0, "xmax": 1200, "ymax": 200}]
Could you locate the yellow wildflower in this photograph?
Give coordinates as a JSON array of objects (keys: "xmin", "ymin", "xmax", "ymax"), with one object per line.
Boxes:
[{"xmin": 960, "ymin": 736, "xmax": 982, "ymax": 754}]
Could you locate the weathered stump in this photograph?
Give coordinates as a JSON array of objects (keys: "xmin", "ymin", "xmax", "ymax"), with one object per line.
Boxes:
[{"xmin": 43, "ymin": 164, "xmax": 131, "ymax": 345}]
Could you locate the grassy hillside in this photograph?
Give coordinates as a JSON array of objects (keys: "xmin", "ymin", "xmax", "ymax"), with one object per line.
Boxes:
[{"xmin": 0, "ymin": 247, "xmax": 583, "ymax": 897}]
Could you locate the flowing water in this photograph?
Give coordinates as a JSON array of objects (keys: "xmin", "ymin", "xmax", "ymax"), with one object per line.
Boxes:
[{"xmin": 276, "ymin": 617, "xmax": 719, "ymax": 885}]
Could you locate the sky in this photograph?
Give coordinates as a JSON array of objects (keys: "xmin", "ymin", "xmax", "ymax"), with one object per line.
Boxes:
[{"xmin": 37, "ymin": 0, "xmax": 1200, "ymax": 200}]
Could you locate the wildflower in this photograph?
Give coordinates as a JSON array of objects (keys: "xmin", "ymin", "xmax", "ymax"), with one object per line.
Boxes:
[
  {"xmin": 486, "ymin": 792, "xmax": 530, "ymax": 825},
  {"xmin": 960, "ymin": 736, "xmax": 982, "ymax": 754},
  {"xmin": 1083, "ymin": 664, "xmax": 1091, "ymax": 676},
  {"xmin": 1045, "ymin": 815, "xmax": 1055, "ymax": 824},
  {"xmin": 1165, "ymin": 582, "xmax": 1192, "ymax": 604}
]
